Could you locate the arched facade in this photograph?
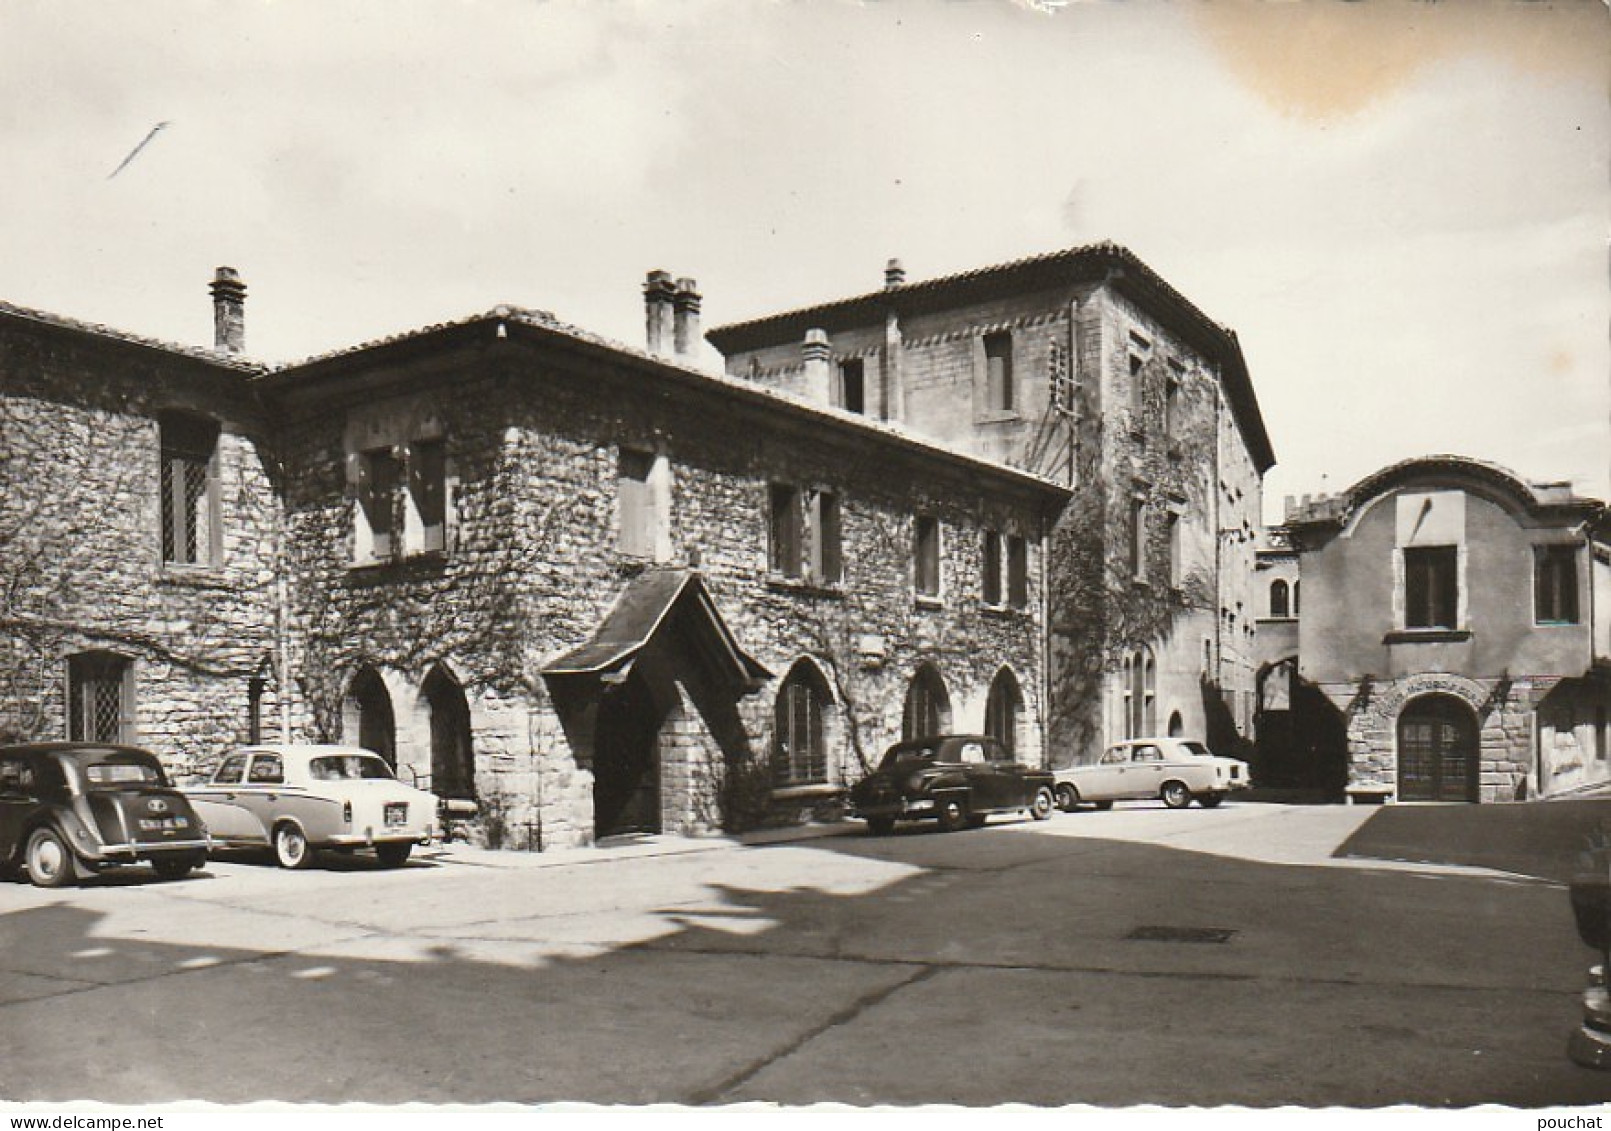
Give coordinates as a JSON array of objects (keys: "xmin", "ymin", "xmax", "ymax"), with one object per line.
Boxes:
[
  {"xmin": 772, "ymin": 657, "xmax": 835, "ymax": 787},
  {"xmin": 421, "ymin": 663, "xmax": 476, "ymax": 802},
  {"xmin": 902, "ymin": 663, "xmax": 953, "ymax": 741},
  {"xmin": 346, "ymin": 667, "xmax": 397, "ymax": 768},
  {"xmin": 984, "ymin": 667, "xmax": 1023, "ymax": 757}
]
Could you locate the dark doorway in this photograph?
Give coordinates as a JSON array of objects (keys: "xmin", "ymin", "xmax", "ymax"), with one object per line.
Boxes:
[
  {"xmin": 593, "ymin": 672, "xmax": 664, "ymax": 837},
  {"xmin": 351, "ymin": 668, "xmax": 396, "ymax": 769},
  {"xmin": 1397, "ymin": 694, "xmax": 1478, "ymax": 802},
  {"xmin": 423, "ymin": 666, "xmax": 476, "ymax": 803}
]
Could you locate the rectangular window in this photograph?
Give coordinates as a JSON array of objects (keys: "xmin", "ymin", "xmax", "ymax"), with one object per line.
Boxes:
[
  {"xmin": 1129, "ymin": 497, "xmax": 1147, "ymax": 580},
  {"xmin": 1165, "ymin": 360, "xmax": 1184, "ymax": 439},
  {"xmin": 838, "ymin": 360, "xmax": 865, "ymax": 415},
  {"xmin": 982, "ymin": 531, "xmax": 1003, "ymax": 606},
  {"xmin": 1534, "ymin": 545, "xmax": 1580, "ymax": 624},
  {"xmin": 1405, "ymin": 546, "xmax": 1459, "ymax": 629},
  {"xmin": 1167, "ymin": 511, "xmax": 1182, "ymax": 589},
  {"xmin": 914, "ymin": 514, "xmax": 941, "ymax": 598},
  {"xmin": 248, "ymin": 677, "xmax": 266, "ymax": 745},
  {"xmin": 807, "ymin": 490, "xmax": 843, "ymax": 584},
  {"xmin": 160, "ymin": 413, "xmax": 220, "ymax": 566},
  {"xmin": 769, "ymin": 484, "xmax": 804, "ymax": 579},
  {"xmin": 1007, "ymin": 535, "xmax": 1029, "ymax": 609},
  {"xmin": 984, "ymin": 332, "xmax": 1014, "ymax": 412},
  {"xmin": 410, "ymin": 439, "xmax": 447, "ymax": 553},
  {"xmin": 358, "ymin": 447, "xmax": 401, "ymax": 560},
  {"xmin": 618, "ymin": 448, "xmax": 657, "ymax": 559}
]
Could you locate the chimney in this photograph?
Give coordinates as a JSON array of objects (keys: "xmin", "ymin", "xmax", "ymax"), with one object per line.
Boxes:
[
  {"xmin": 210, "ymin": 266, "xmax": 246, "ymax": 354},
  {"xmin": 884, "ymin": 258, "xmax": 906, "ymax": 288},
  {"xmin": 801, "ymin": 328, "xmax": 832, "ymax": 403},
  {"xmin": 672, "ymin": 277, "xmax": 701, "ymax": 359},
  {"xmin": 644, "ymin": 269, "xmax": 676, "ymax": 356}
]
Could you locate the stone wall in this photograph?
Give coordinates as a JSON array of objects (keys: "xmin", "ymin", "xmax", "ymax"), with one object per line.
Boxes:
[
  {"xmin": 0, "ymin": 325, "xmax": 280, "ymax": 774},
  {"xmin": 276, "ymin": 338, "xmax": 1052, "ymax": 848}
]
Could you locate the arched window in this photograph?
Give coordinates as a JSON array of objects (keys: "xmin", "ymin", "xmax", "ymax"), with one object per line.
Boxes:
[
  {"xmin": 773, "ymin": 660, "xmax": 832, "ymax": 786},
  {"xmin": 1167, "ymin": 710, "xmax": 1185, "ymax": 737},
  {"xmin": 984, "ymin": 668, "xmax": 1023, "ymax": 757},
  {"xmin": 422, "ymin": 665, "xmax": 475, "ymax": 801},
  {"xmin": 1143, "ymin": 653, "xmax": 1157, "ymax": 736},
  {"xmin": 349, "ymin": 668, "xmax": 396, "ymax": 768},
  {"xmin": 902, "ymin": 663, "xmax": 952, "ymax": 741},
  {"xmin": 1270, "ymin": 579, "xmax": 1290, "ymax": 619}
]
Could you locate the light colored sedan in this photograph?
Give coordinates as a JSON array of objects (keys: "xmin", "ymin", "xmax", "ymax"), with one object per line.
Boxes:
[
  {"xmin": 1051, "ymin": 737, "xmax": 1249, "ymax": 811},
  {"xmin": 185, "ymin": 745, "xmax": 438, "ymax": 869}
]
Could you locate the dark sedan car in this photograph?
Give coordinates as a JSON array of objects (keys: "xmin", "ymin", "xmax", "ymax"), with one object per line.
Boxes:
[
  {"xmin": 0, "ymin": 743, "xmax": 210, "ymax": 887},
  {"xmin": 848, "ymin": 735, "xmax": 1055, "ymax": 835}
]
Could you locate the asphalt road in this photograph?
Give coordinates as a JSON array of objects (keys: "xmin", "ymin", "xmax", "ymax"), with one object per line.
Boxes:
[{"xmin": 1, "ymin": 800, "xmax": 1608, "ymax": 1109}]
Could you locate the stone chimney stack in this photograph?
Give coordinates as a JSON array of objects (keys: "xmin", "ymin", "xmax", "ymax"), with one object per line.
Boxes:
[
  {"xmin": 672, "ymin": 277, "xmax": 701, "ymax": 359},
  {"xmin": 210, "ymin": 266, "xmax": 247, "ymax": 354},
  {"xmin": 644, "ymin": 269, "xmax": 676, "ymax": 356},
  {"xmin": 801, "ymin": 328, "xmax": 832, "ymax": 403},
  {"xmin": 884, "ymin": 258, "xmax": 906, "ymax": 288}
]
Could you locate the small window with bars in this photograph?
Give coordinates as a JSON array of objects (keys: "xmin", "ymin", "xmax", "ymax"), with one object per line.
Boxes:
[{"xmin": 68, "ymin": 652, "xmax": 133, "ymax": 744}]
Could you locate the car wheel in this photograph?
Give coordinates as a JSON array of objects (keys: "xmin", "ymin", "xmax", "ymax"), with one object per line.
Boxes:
[
  {"xmin": 272, "ymin": 823, "xmax": 313, "ymax": 870},
  {"xmin": 866, "ymin": 816, "xmax": 896, "ymax": 837},
  {"xmin": 935, "ymin": 797, "xmax": 969, "ymax": 833},
  {"xmin": 24, "ymin": 827, "xmax": 75, "ymax": 889},
  {"xmin": 152, "ymin": 856, "xmax": 197, "ymax": 880},
  {"xmin": 375, "ymin": 843, "xmax": 412, "ymax": 868},
  {"xmin": 1055, "ymin": 783, "xmax": 1080, "ymax": 813},
  {"xmin": 1029, "ymin": 786, "xmax": 1055, "ymax": 821},
  {"xmin": 966, "ymin": 813, "xmax": 989, "ymax": 829},
  {"xmin": 1198, "ymin": 794, "xmax": 1225, "ymax": 809},
  {"xmin": 1161, "ymin": 781, "xmax": 1192, "ymax": 810}
]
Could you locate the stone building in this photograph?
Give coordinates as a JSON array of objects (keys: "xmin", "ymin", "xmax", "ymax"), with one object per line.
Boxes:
[
  {"xmin": 706, "ymin": 244, "xmax": 1275, "ymax": 759},
  {"xmin": 0, "ymin": 268, "xmax": 1067, "ymax": 847},
  {"xmin": 1279, "ymin": 457, "xmax": 1611, "ymax": 802},
  {"xmin": 0, "ymin": 274, "xmax": 283, "ymax": 777}
]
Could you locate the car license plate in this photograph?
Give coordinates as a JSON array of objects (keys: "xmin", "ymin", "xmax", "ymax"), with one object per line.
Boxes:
[
  {"xmin": 139, "ymin": 817, "xmax": 188, "ymax": 831},
  {"xmin": 384, "ymin": 803, "xmax": 408, "ymax": 828}
]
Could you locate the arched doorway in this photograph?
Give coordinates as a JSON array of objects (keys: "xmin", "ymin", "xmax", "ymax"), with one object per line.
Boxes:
[
  {"xmin": 984, "ymin": 668, "xmax": 1022, "ymax": 757},
  {"xmin": 349, "ymin": 668, "xmax": 396, "ymax": 768},
  {"xmin": 1166, "ymin": 710, "xmax": 1184, "ymax": 738},
  {"xmin": 422, "ymin": 665, "xmax": 476, "ymax": 803},
  {"xmin": 1397, "ymin": 694, "xmax": 1478, "ymax": 802},
  {"xmin": 903, "ymin": 664, "xmax": 952, "ymax": 741}
]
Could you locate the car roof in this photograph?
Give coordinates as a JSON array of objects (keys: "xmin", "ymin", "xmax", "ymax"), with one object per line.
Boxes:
[
  {"xmin": 0, "ymin": 742, "xmax": 160, "ymax": 761},
  {"xmin": 225, "ymin": 744, "xmax": 387, "ymax": 764}
]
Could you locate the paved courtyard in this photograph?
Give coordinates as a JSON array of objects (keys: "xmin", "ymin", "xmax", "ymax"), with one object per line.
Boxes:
[{"xmin": 2, "ymin": 800, "xmax": 1609, "ymax": 1108}]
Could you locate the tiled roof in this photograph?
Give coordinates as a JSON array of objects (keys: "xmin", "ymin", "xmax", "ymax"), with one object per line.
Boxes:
[
  {"xmin": 703, "ymin": 241, "xmax": 1276, "ymax": 473},
  {"xmin": 0, "ymin": 299, "xmax": 264, "ymax": 373},
  {"xmin": 269, "ymin": 305, "xmax": 1073, "ymax": 500}
]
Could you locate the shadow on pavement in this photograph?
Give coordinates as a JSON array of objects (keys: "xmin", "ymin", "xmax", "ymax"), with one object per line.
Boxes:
[
  {"xmin": 1335, "ymin": 798, "xmax": 1611, "ymax": 883},
  {"xmin": 2, "ymin": 819, "xmax": 1608, "ymax": 1108}
]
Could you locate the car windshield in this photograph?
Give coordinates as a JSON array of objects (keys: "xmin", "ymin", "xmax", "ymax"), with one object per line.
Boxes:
[
  {"xmin": 309, "ymin": 754, "xmax": 396, "ymax": 782},
  {"xmin": 82, "ymin": 760, "xmax": 165, "ymax": 787}
]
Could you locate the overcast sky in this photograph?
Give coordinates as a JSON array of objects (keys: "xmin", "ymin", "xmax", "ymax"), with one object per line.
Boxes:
[{"xmin": 1, "ymin": 0, "xmax": 1605, "ymax": 521}]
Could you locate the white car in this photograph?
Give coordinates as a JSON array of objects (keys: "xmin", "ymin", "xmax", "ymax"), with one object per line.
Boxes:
[
  {"xmin": 185, "ymin": 745, "xmax": 439, "ymax": 869},
  {"xmin": 1051, "ymin": 737, "xmax": 1249, "ymax": 811}
]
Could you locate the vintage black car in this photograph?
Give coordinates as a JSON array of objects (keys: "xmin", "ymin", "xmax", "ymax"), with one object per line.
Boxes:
[
  {"xmin": 848, "ymin": 735, "xmax": 1055, "ymax": 835},
  {"xmin": 0, "ymin": 743, "xmax": 210, "ymax": 887}
]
